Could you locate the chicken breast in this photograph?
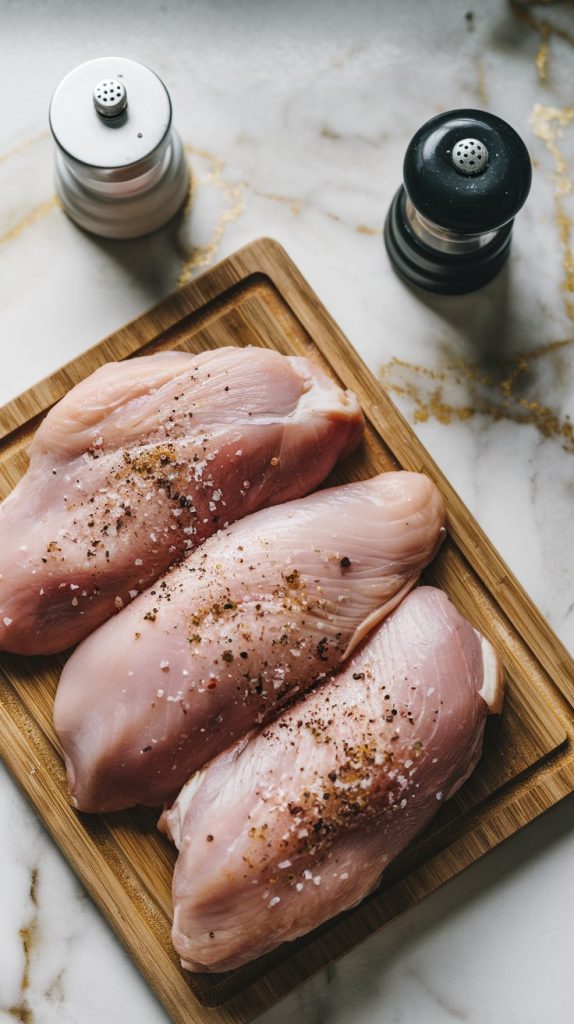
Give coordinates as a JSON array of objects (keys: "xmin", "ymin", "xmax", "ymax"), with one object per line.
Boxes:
[
  {"xmin": 54, "ymin": 472, "xmax": 446, "ymax": 811},
  {"xmin": 0, "ymin": 347, "xmax": 363, "ymax": 654},
  {"xmin": 161, "ymin": 586, "xmax": 504, "ymax": 972}
]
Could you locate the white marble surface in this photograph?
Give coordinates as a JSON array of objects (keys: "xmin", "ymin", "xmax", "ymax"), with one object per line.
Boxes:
[{"xmin": 1, "ymin": 1, "xmax": 573, "ymax": 1021}]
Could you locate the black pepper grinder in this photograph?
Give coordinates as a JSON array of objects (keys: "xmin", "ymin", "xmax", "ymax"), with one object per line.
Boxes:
[{"xmin": 384, "ymin": 109, "xmax": 532, "ymax": 294}]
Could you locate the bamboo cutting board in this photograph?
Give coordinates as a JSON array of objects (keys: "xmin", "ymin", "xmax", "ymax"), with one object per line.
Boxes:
[{"xmin": 1, "ymin": 238, "xmax": 573, "ymax": 1023}]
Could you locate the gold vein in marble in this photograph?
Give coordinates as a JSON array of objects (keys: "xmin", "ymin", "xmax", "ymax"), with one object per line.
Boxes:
[
  {"xmin": 0, "ymin": 196, "xmax": 61, "ymax": 249},
  {"xmin": 175, "ymin": 142, "xmax": 378, "ymax": 289},
  {"xmin": 531, "ymin": 104, "xmax": 574, "ymax": 298},
  {"xmin": 380, "ymin": 339, "xmax": 574, "ymax": 452},
  {"xmin": 0, "ymin": 132, "xmax": 375, "ymax": 281},
  {"xmin": 254, "ymin": 189, "xmax": 303, "ymax": 216},
  {"xmin": 0, "ymin": 130, "xmax": 49, "ymax": 168},
  {"xmin": 475, "ymin": 56, "xmax": 490, "ymax": 106},
  {"xmin": 5, "ymin": 867, "xmax": 38, "ymax": 1023},
  {"xmin": 0, "ymin": 133, "xmax": 61, "ymax": 251},
  {"xmin": 44, "ymin": 969, "xmax": 65, "ymax": 1005},
  {"xmin": 535, "ymin": 38, "xmax": 551, "ymax": 81},
  {"xmin": 177, "ymin": 145, "xmax": 246, "ymax": 287},
  {"xmin": 510, "ymin": 0, "xmax": 574, "ymax": 82},
  {"xmin": 253, "ymin": 187, "xmax": 377, "ymax": 235}
]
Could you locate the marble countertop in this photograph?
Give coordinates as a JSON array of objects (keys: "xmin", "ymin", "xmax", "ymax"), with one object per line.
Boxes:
[{"xmin": 1, "ymin": 1, "xmax": 573, "ymax": 1021}]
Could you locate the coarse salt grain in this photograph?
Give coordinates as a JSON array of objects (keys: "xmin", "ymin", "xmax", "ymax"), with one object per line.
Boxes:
[
  {"xmin": 295, "ymin": 882, "xmax": 304, "ymax": 892},
  {"xmin": 160, "ymin": 660, "xmax": 170, "ymax": 671},
  {"xmin": 436, "ymin": 791, "xmax": 443, "ymax": 800},
  {"xmin": 129, "ymin": 590, "xmax": 138, "ymax": 599},
  {"xmin": 3, "ymin": 617, "xmax": 12, "ymax": 626},
  {"xmin": 135, "ymin": 558, "xmax": 143, "ymax": 566},
  {"xmin": 278, "ymin": 860, "xmax": 292, "ymax": 870},
  {"xmin": 268, "ymin": 896, "xmax": 281, "ymax": 908},
  {"xmin": 340, "ymin": 872, "xmax": 349, "ymax": 880}
]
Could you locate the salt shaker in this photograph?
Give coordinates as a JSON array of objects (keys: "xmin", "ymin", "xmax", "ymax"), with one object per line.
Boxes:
[{"xmin": 49, "ymin": 56, "xmax": 189, "ymax": 239}]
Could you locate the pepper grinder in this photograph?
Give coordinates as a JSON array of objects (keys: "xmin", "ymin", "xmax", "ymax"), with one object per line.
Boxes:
[
  {"xmin": 49, "ymin": 56, "xmax": 189, "ymax": 239},
  {"xmin": 384, "ymin": 109, "xmax": 532, "ymax": 294}
]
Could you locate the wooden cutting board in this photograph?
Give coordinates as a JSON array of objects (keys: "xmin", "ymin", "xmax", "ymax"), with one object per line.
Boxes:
[{"xmin": 1, "ymin": 238, "xmax": 573, "ymax": 1023}]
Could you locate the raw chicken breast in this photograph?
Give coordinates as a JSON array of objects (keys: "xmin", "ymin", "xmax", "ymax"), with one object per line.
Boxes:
[
  {"xmin": 161, "ymin": 586, "xmax": 503, "ymax": 972},
  {"xmin": 0, "ymin": 347, "xmax": 363, "ymax": 654},
  {"xmin": 55, "ymin": 472, "xmax": 446, "ymax": 811}
]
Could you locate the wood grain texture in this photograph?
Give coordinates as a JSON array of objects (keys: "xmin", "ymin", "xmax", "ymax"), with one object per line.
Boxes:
[{"xmin": 0, "ymin": 238, "xmax": 573, "ymax": 1022}]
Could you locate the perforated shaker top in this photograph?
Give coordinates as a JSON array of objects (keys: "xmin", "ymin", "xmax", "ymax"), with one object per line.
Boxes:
[
  {"xmin": 93, "ymin": 78, "xmax": 128, "ymax": 119},
  {"xmin": 403, "ymin": 109, "xmax": 532, "ymax": 233},
  {"xmin": 451, "ymin": 138, "xmax": 489, "ymax": 176},
  {"xmin": 50, "ymin": 56, "xmax": 172, "ymax": 169}
]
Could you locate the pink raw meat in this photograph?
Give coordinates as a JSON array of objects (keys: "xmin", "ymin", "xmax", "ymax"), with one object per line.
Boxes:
[
  {"xmin": 0, "ymin": 347, "xmax": 363, "ymax": 654},
  {"xmin": 161, "ymin": 586, "xmax": 503, "ymax": 972},
  {"xmin": 54, "ymin": 472, "xmax": 446, "ymax": 811}
]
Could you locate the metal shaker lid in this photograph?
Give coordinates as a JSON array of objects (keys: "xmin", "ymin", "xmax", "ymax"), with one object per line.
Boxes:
[
  {"xmin": 93, "ymin": 78, "xmax": 128, "ymax": 119},
  {"xmin": 49, "ymin": 56, "xmax": 172, "ymax": 170},
  {"xmin": 49, "ymin": 56, "xmax": 189, "ymax": 239}
]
